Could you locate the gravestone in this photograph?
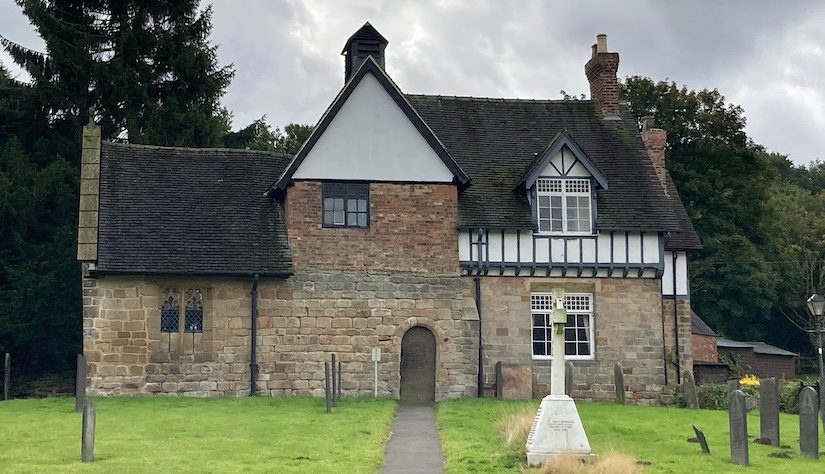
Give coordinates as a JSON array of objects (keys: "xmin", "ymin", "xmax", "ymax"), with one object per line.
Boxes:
[
  {"xmin": 759, "ymin": 377, "xmax": 779, "ymax": 446},
  {"xmin": 499, "ymin": 364, "xmax": 532, "ymax": 399},
  {"xmin": 726, "ymin": 379, "xmax": 740, "ymax": 401},
  {"xmin": 682, "ymin": 371, "xmax": 698, "ymax": 409},
  {"xmin": 614, "ymin": 362, "xmax": 625, "ymax": 404},
  {"xmin": 692, "ymin": 425, "xmax": 710, "ymax": 454},
  {"xmin": 799, "ymin": 386, "xmax": 819, "ymax": 459},
  {"xmin": 728, "ymin": 389, "xmax": 749, "ymax": 466},
  {"xmin": 565, "ymin": 362, "xmax": 573, "ymax": 397}
]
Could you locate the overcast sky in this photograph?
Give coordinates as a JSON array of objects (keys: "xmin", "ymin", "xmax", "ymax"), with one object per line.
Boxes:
[{"xmin": 1, "ymin": 1, "xmax": 823, "ymax": 164}]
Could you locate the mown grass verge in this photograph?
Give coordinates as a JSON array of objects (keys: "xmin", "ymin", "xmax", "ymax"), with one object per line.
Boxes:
[
  {"xmin": 437, "ymin": 398, "xmax": 825, "ymax": 473},
  {"xmin": 0, "ymin": 396, "xmax": 396, "ymax": 473}
]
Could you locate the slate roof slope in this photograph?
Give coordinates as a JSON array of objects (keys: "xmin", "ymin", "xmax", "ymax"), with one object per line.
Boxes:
[
  {"xmin": 691, "ymin": 311, "xmax": 716, "ymax": 336},
  {"xmin": 664, "ymin": 173, "xmax": 702, "ymax": 251},
  {"xmin": 406, "ymin": 95, "xmax": 681, "ymax": 232},
  {"xmin": 717, "ymin": 338, "xmax": 798, "ymax": 357},
  {"xmin": 96, "ymin": 142, "xmax": 292, "ymax": 276}
]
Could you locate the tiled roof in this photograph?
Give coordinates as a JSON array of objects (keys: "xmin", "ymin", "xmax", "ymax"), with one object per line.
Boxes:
[
  {"xmin": 717, "ymin": 338, "xmax": 798, "ymax": 357},
  {"xmin": 691, "ymin": 311, "xmax": 716, "ymax": 336},
  {"xmin": 96, "ymin": 142, "xmax": 293, "ymax": 276},
  {"xmin": 665, "ymin": 173, "xmax": 702, "ymax": 251},
  {"xmin": 407, "ymin": 95, "xmax": 687, "ymax": 235}
]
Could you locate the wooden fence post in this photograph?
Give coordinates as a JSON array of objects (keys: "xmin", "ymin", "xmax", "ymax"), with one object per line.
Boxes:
[
  {"xmin": 324, "ymin": 362, "xmax": 332, "ymax": 414},
  {"xmin": 75, "ymin": 354, "xmax": 86, "ymax": 412},
  {"xmin": 3, "ymin": 353, "xmax": 9, "ymax": 401},
  {"xmin": 81, "ymin": 400, "xmax": 96, "ymax": 462},
  {"xmin": 337, "ymin": 360, "xmax": 342, "ymax": 402},
  {"xmin": 331, "ymin": 354, "xmax": 337, "ymax": 407}
]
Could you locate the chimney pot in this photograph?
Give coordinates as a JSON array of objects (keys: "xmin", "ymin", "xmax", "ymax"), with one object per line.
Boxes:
[
  {"xmin": 591, "ymin": 44, "xmax": 597, "ymax": 57},
  {"xmin": 642, "ymin": 115, "xmax": 656, "ymax": 132},
  {"xmin": 596, "ymin": 34, "xmax": 608, "ymax": 53}
]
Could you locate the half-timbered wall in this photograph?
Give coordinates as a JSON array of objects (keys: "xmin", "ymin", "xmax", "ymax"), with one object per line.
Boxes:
[
  {"xmin": 459, "ymin": 229, "xmax": 662, "ymax": 278},
  {"xmin": 661, "ymin": 251, "xmax": 689, "ymax": 296}
]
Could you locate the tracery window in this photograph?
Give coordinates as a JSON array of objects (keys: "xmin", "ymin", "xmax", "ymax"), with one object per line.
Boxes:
[{"xmin": 160, "ymin": 287, "xmax": 203, "ymax": 333}]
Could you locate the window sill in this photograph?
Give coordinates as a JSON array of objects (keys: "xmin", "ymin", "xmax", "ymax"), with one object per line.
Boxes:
[
  {"xmin": 534, "ymin": 232, "xmax": 596, "ymax": 238},
  {"xmin": 532, "ymin": 355, "xmax": 595, "ymax": 361}
]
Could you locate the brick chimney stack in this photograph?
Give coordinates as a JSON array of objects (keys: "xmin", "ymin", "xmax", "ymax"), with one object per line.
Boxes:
[
  {"xmin": 584, "ymin": 34, "xmax": 620, "ymax": 120},
  {"xmin": 641, "ymin": 115, "xmax": 669, "ymax": 193}
]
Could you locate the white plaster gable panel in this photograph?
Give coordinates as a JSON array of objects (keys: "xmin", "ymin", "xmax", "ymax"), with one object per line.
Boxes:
[
  {"xmin": 539, "ymin": 147, "xmax": 593, "ymax": 178},
  {"xmin": 292, "ymin": 73, "xmax": 454, "ymax": 182}
]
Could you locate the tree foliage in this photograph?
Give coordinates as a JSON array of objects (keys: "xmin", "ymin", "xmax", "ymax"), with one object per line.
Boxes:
[{"xmin": 622, "ymin": 77, "xmax": 820, "ymax": 354}]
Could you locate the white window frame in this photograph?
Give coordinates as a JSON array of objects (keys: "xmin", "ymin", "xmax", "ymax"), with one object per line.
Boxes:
[
  {"xmin": 535, "ymin": 178, "xmax": 593, "ymax": 236},
  {"xmin": 530, "ymin": 292, "xmax": 595, "ymax": 361}
]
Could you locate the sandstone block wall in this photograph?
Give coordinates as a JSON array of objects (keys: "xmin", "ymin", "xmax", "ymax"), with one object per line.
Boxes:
[
  {"xmin": 82, "ymin": 268, "xmax": 478, "ymax": 400},
  {"xmin": 480, "ymin": 276, "xmax": 671, "ymax": 404},
  {"xmin": 662, "ymin": 298, "xmax": 694, "ymax": 385},
  {"xmin": 286, "ymin": 181, "xmax": 458, "ymax": 273}
]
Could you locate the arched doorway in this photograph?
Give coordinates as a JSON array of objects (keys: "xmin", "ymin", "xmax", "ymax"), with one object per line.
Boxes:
[{"xmin": 400, "ymin": 326, "xmax": 436, "ymax": 404}]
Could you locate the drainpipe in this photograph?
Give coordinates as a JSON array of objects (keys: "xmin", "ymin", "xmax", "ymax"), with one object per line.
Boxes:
[
  {"xmin": 475, "ymin": 229, "xmax": 484, "ymax": 398},
  {"xmin": 250, "ymin": 274, "xmax": 259, "ymax": 396},
  {"xmin": 673, "ymin": 253, "xmax": 682, "ymax": 384}
]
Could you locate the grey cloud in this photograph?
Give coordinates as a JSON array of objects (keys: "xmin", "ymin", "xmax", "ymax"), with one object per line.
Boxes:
[{"xmin": 2, "ymin": 0, "xmax": 823, "ymax": 163}]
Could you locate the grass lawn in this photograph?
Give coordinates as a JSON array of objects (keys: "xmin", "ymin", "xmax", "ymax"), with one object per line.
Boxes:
[
  {"xmin": 437, "ymin": 399, "xmax": 825, "ymax": 473},
  {"xmin": 0, "ymin": 396, "xmax": 396, "ymax": 473}
]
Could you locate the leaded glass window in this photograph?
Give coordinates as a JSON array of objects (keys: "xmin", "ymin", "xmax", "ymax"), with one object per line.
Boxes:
[
  {"xmin": 322, "ymin": 182, "xmax": 369, "ymax": 228},
  {"xmin": 160, "ymin": 288, "xmax": 180, "ymax": 333},
  {"xmin": 536, "ymin": 178, "xmax": 592, "ymax": 234},
  {"xmin": 185, "ymin": 289, "xmax": 204, "ymax": 333},
  {"xmin": 531, "ymin": 292, "xmax": 594, "ymax": 360}
]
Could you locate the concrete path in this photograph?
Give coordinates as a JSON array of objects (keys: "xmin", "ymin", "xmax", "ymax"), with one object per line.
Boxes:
[{"xmin": 380, "ymin": 405, "xmax": 444, "ymax": 474}]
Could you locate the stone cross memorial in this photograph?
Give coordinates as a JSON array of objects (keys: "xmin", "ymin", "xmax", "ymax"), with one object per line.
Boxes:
[
  {"xmin": 759, "ymin": 377, "xmax": 779, "ymax": 446},
  {"xmin": 565, "ymin": 361, "xmax": 573, "ymax": 398},
  {"xmin": 728, "ymin": 389, "xmax": 749, "ymax": 466},
  {"xmin": 526, "ymin": 288, "xmax": 593, "ymax": 466},
  {"xmin": 682, "ymin": 371, "xmax": 698, "ymax": 409},
  {"xmin": 799, "ymin": 386, "xmax": 819, "ymax": 459}
]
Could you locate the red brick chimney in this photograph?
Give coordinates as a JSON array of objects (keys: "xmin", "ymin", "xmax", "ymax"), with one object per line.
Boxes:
[
  {"xmin": 641, "ymin": 116, "xmax": 669, "ymax": 194},
  {"xmin": 584, "ymin": 34, "xmax": 620, "ymax": 119}
]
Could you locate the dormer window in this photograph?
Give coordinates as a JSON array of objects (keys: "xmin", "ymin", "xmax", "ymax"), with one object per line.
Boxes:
[{"xmin": 536, "ymin": 178, "xmax": 592, "ymax": 234}]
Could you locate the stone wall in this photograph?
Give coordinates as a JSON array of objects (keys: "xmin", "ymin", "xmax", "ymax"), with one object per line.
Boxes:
[
  {"xmin": 692, "ymin": 334, "xmax": 718, "ymax": 363},
  {"xmin": 83, "ymin": 268, "xmax": 478, "ymax": 400},
  {"xmin": 479, "ymin": 276, "xmax": 670, "ymax": 404},
  {"xmin": 286, "ymin": 181, "xmax": 459, "ymax": 274},
  {"xmin": 662, "ymin": 298, "xmax": 694, "ymax": 385}
]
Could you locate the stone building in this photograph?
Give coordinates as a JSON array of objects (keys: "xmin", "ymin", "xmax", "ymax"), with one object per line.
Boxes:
[{"xmin": 78, "ymin": 24, "xmax": 700, "ymax": 403}]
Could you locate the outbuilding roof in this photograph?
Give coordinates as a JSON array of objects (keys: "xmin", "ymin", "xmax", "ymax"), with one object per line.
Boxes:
[
  {"xmin": 717, "ymin": 338, "xmax": 798, "ymax": 357},
  {"xmin": 96, "ymin": 142, "xmax": 293, "ymax": 277}
]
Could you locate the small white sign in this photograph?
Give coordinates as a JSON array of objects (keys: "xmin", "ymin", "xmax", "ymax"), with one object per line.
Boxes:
[{"xmin": 371, "ymin": 347, "xmax": 382, "ymax": 362}]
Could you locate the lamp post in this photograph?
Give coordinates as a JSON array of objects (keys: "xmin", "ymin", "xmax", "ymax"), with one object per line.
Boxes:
[{"xmin": 805, "ymin": 294, "xmax": 825, "ymax": 385}]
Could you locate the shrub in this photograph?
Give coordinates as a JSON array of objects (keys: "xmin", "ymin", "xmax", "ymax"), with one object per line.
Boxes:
[
  {"xmin": 780, "ymin": 380, "xmax": 806, "ymax": 414},
  {"xmin": 697, "ymin": 383, "xmax": 728, "ymax": 410}
]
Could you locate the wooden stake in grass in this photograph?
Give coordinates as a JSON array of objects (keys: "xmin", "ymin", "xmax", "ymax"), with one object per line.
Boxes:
[
  {"xmin": 324, "ymin": 362, "xmax": 332, "ymax": 414},
  {"xmin": 81, "ymin": 400, "xmax": 96, "ymax": 462},
  {"xmin": 3, "ymin": 352, "xmax": 9, "ymax": 401},
  {"xmin": 337, "ymin": 360, "xmax": 342, "ymax": 402},
  {"xmin": 75, "ymin": 354, "xmax": 86, "ymax": 413},
  {"xmin": 331, "ymin": 354, "xmax": 337, "ymax": 407}
]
